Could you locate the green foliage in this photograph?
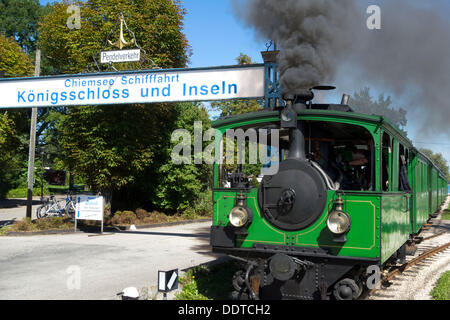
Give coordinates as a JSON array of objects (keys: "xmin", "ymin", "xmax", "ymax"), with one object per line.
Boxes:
[
  {"xmin": 58, "ymin": 104, "xmax": 173, "ymax": 195},
  {"xmin": 6, "ymin": 186, "xmax": 49, "ymax": 199},
  {"xmin": 153, "ymin": 103, "xmax": 212, "ymax": 212},
  {"xmin": 236, "ymin": 52, "xmax": 252, "ymax": 65},
  {"xmin": 182, "ymin": 189, "xmax": 213, "ymax": 219},
  {"xmin": 420, "ymin": 148, "xmax": 450, "ymax": 181},
  {"xmin": 0, "ymin": 113, "xmax": 21, "ymax": 198},
  {"xmin": 0, "ymin": 34, "xmax": 37, "ymax": 199},
  {"xmin": 0, "ymin": 33, "xmax": 34, "ymax": 77},
  {"xmin": 442, "ymin": 209, "xmax": 450, "ymax": 221},
  {"xmin": 0, "ymin": 0, "xmax": 46, "ymax": 54},
  {"xmin": 38, "ymin": 0, "xmax": 192, "ymax": 211},
  {"xmin": 176, "ymin": 262, "xmax": 239, "ymax": 300},
  {"xmin": 350, "ymin": 87, "xmax": 408, "ymax": 135},
  {"xmin": 39, "ymin": 0, "xmax": 190, "ymax": 74},
  {"xmin": 431, "ymin": 271, "xmax": 450, "ymax": 300},
  {"xmin": 211, "ymin": 99, "xmax": 263, "ymax": 119}
]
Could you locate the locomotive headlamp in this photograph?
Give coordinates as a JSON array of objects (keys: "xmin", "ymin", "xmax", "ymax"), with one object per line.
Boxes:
[
  {"xmin": 327, "ymin": 210, "xmax": 351, "ymax": 235},
  {"xmin": 327, "ymin": 195, "xmax": 351, "ymax": 242},
  {"xmin": 228, "ymin": 192, "xmax": 253, "ymax": 228},
  {"xmin": 229, "ymin": 206, "xmax": 250, "ymax": 228}
]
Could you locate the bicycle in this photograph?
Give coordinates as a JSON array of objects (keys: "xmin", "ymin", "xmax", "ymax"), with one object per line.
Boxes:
[{"xmin": 36, "ymin": 192, "xmax": 77, "ymax": 219}]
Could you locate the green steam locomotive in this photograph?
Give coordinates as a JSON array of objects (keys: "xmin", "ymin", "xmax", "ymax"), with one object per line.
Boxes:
[{"xmin": 210, "ymin": 90, "xmax": 448, "ymax": 300}]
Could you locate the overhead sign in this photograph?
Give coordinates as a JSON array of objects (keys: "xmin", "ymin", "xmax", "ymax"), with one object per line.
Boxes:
[
  {"xmin": 75, "ymin": 195, "xmax": 104, "ymax": 221},
  {"xmin": 158, "ymin": 269, "xmax": 179, "ymax": 293},
  {"xmin": 0, "ymin": 65, "xmax": 265, "ymax": 109},
  {"xmin": 100, "ymin": 49, "xmax": 141, "ymax": 64}
]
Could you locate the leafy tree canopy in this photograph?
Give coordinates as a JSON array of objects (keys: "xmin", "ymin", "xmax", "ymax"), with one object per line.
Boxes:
[
  {"xmin": 0, "ymin": 0, "xmax": 46, "ymax": 54},
  {"xmin": 419, "ymin": 148, "xmax": 450, "ymax": 181},
  {"xmin": 38, "ymin": 0, "xmax": 192, "ymax": 211},
  {"xmin": 0, "ymin": 33, "xmax": 34, "ymax": 77},
  {"xmin": 39, "ymin": 0, "xmax": 191, "ymax": 74},
  {"xmin": 350, "ymin": 87, "xmax": 408, "ymax": 135}
]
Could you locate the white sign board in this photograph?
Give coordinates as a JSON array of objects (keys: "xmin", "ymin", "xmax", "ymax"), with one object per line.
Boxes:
[
  {"xmin": 0, "ymin": 65, "xmax": 265, "ymax": 109},
  {"xmin": 75, "ymin": 195, "xmax": 104, "ymax": 221},
  {"xmin": 100, "ymin": 49, "xmax": 141, "ymax": 64}
]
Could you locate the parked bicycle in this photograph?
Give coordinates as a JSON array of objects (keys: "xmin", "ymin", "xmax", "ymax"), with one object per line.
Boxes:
[{"xmin": 36, "ymin": 192, "xmax": 77, "ymax": 219}]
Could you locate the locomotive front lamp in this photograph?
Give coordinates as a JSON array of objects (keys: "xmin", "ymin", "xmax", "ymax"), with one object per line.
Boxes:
[
  {"xmin": 228, "ymin": 192, "xmax": 253, "ymax": 228},
  {"xmin": 229, "ymin": 206, "xmax": 250, "ymax": 228},
  {"xmin": 327, "ymin": 196, "xmax": 351, "ymax": 242}
]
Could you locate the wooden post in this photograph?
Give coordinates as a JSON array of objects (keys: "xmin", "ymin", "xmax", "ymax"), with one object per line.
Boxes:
[{"xmin": 26, "ymin": 48, "xmax": 41, "ymax": 219}]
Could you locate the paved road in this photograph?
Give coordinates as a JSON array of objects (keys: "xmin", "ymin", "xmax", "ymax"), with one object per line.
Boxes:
[
  {"xmin": 0, "ymin": 197, "xmax": 65, "ymax": 226},
  {"xmin": 0, "ymin": 221, "xmax": 221, "ymax": 300}
]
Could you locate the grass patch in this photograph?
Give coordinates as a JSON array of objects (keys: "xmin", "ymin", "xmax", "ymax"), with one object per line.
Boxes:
[
  {"xmin": 442, "ymin": 209, "xmax": 450, "ymax": 221},
  {"xmin": 431, "ymin": 271, "xmax": 450, "ymax": 300},
  {"xmin": 0, "ymin": 217, "xmax": 74, "ymax": 236},
  {"xmin": 6, "ymin": 187, "xmax": 49, "ymax": 198},
  {"xmin": 175, "ymin": 261, "xmax": 239, "ymax": 300}
]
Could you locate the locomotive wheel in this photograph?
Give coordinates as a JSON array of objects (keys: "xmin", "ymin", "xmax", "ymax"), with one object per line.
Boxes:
[{"xmin": 333, "ymin": 278, "xmax": 361, "ymax": 300}]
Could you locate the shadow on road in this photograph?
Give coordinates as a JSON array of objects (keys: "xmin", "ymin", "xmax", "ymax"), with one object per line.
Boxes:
[
  {"xmin": 115, "ymin": 225, "xmax": 211, "ymax": 239},
  {"xmin": 0, "ymin": 199, "xmax": 42, "ymax": 209},
  {"xmin": 0, "ymin": 219, "xmax": 15, "ymax": 228},
  {"xmin": 116, "ymin": 230, "xmax": 210, "ymax": 238}
]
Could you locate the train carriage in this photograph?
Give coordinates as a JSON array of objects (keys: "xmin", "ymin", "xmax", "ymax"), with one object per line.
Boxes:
[{"xmin": 210, "ymin": 92, "xmax": 448, "ymax": 300}]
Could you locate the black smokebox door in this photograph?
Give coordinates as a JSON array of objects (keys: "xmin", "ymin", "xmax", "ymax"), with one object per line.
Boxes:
[{"xmin": 258, "ymin": 159, "xmax": 327, "ymax": 231}]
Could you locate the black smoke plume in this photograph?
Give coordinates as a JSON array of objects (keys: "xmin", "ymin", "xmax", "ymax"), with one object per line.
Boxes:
[{"xmin": 233, "ymin": 0, "xmax": 450, "ymax": 138}]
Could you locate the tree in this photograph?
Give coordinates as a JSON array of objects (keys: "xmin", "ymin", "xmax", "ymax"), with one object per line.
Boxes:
[
  {"xmin": 419, "ymin": 148, "xmax": 450, "ymax": 181},
  {"xmin": 0, "ymin": 33, "xmax": 34, "ymax": 77},
  {"xmin": 38, "ymin": 0, "xmax": 191, "ymax": 212},
  {"xmin": 39, "ymin": 0, "xmax": 190, "ymax": 74},
  {"xmin": 349, "ymin": 87, "xmax": 408, "ymax": 135},
  {"xmin": 0, "ymin": 34, "xmax": 35, "ymax": 198},
  {"xmin": 0, "ymin": 113, "xmax": 20, "ymax": 198},
  {"xmin": 0, "ymin": 0, "xmax": 45, "ymax": 54},
  {"xmin": 152, "ymin": 103, "xmax": 211, "ymax": 212},
  {"xmin": 211, "ymin": 53, "xmax": 263, "ymax": 118}
]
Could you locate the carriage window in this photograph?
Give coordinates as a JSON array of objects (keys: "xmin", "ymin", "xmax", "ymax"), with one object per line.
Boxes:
[
  {"xmin": 398, "ymin": 144, "xmax": 412, "ymax": 191},
  {"xmin": 382, "ymin": 133, "xmax": 391, "ymax": 191}
]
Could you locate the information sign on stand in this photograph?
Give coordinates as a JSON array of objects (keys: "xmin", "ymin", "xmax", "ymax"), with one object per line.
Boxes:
[{"xmin": 75, "ymin": 195, "xmax": 105, "ymax": 233}]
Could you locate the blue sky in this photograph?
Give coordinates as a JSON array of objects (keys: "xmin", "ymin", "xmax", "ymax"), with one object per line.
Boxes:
[{"xmin": 38, "ymin": 0, "xmax": 450, "ymax": 166}]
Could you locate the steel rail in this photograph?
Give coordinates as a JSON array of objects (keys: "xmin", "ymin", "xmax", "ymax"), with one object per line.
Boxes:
[{"xmin": 363, "ymin": 241, "xmax": 450, "ymax": 299}]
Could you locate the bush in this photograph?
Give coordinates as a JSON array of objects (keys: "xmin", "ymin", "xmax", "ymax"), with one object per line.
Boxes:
[
  {"xmin": 135, "ymin": 208, "xmax": 150, "ymax": 220},
  {"xmin": 0, "ymin": 217, "xmax": 73, "ymax": 235},
  {"xmin": 110, "ymin": 210, "xmax": 137, "ymax": 225},
  {"xmin": 182, "ymin": 189, "xmax": 213, "ymax": 219},
  {"xmin": 14, "ymin": 218, "xmax": 36, "ymax": 232},
  {"xmin": 35, "ymin": 217, "xmax": 71, "ymax": 230}
]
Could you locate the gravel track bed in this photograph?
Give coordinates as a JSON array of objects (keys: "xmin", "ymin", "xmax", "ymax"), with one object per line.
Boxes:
[{"xmin": 369, "ymin": 196, "xmax": 450, "ymax": 300}]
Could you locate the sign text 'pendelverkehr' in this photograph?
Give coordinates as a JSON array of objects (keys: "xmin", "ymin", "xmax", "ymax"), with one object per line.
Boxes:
[{"xmin": 0, "ymin": 65, "xmax": 265, "ymax": 109}]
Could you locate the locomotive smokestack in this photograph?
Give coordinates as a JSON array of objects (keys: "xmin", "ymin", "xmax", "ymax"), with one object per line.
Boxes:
[{"xmin": 283, "ymin": 91, "xmax": 313, "ymax": 161}]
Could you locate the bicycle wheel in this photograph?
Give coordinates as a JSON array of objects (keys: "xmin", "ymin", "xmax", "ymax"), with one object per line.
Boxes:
[
  {"xmin": 46, "ymin": 202, "xmax": 63, "ymax": 216},
  {"xmin": 37, "ymin": 204, "xmax": 49, "ymax": 219},
  {"xmin": 65, "ymin": 201, "xmax": 76, "ymax": 219}
]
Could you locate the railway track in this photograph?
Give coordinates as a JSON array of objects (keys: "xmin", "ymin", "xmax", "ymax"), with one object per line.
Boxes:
[{"xmin": 362, "ymin": 198, "xmax": 450, "ymax": 300}]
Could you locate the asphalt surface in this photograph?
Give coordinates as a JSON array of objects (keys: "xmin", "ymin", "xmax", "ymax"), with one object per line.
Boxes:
[
  {"xmin": 0, "ymin": 221, "xmax": 220, "ymax": 300},
  {"xmin": 0, "ymin": 197, "xmax": 57, "ymax": 226}
]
